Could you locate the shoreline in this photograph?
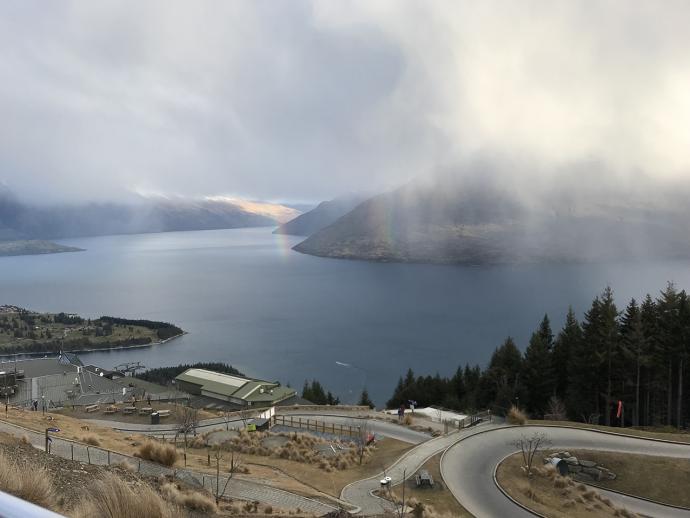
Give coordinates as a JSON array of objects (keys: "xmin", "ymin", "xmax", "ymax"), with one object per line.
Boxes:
[{"xmin": 0, "ymin": 331, "xmax": 187, "ymax": 358}]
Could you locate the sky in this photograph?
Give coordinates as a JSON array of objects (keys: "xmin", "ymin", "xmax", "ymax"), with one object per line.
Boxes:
[{"xmin": 1, "ymin": 1, "xmax": 689, "ymax": 204}]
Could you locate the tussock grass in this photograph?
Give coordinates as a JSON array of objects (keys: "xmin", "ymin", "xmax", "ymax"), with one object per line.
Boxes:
[
  {"xmin": 0, "ymin": 451, "xmax": 58, "ymax": 510},
  {"xmin": 507, "ymin": 405, "xmax": 528, "ymax": 425},
  {"xmin": 81, "ymin": 434, "xmax": 101, "ymax": 446},
  {"xmin": 161, "ymin": 482, "xmax": 217, "ymax": 513},
  {"xmin": 71, "ymin": 473, "xmax": 183, "ymax": 518},
  {"xmin": 215, "ymin": 430, "xmax": 374, "ymax": 471},
  {"xmin": 135, "ymin": 441, "xmax": 179, "ymax": 467},
  {"xmin": 403, "ymin": 414, "xmax": 413, "ymax": 425}
]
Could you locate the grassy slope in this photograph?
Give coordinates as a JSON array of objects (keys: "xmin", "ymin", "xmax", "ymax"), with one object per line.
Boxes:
[{"xmin": 497, "ymin": 453, "xmax": 635, "ymax": 518}]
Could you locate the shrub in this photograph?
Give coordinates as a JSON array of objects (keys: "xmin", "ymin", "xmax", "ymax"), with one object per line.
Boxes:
[
  {"xmin": 72, "ymin": 473, "xmax": 183, "ymax": 518},
  {"xmin": 161, "ymin": 482, "xmax": 217, "ymax": 513},
  {"xmin": 265, "ymin": 505, "xmax": 273, "ymax": 514},
  {"xmin": 553, "ymin": 476, "xmax": 568, "ymax": 488},
  {"xmin": 0, "ymin": 452, "xmax": 58, "ymax": 510},
  {"xmin": 403, "ymin": 414, "xmax": 413, "ymax": 425},
  {"xmin": 136, "ymin": 441, "xmax": 180, "ymax": 467},
  {"xmin": 507, "ymin": 405, "xmax": 527, "ymax": 425},
  {"xmin": 82, "ymin": 434, "xmax": 101, "ymax": 446}
]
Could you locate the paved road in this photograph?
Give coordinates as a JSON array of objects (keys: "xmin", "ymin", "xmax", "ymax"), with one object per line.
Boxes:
[
  {"xmin": 341, "ymin": 421, "xmax": 496, "ymax": 515},
  {"xmin": 89, "ymin": 410, "xmax": 432, "ymax": 444},
  {"xmin": 441, "ymin": 425, "xmax": 690, "ymax": 518}
]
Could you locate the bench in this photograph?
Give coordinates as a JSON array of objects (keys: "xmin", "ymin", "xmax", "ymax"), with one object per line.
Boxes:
[
  {"xmin": 157, "ymin": 409, "xmax": 171, "ymax": 418},
  {"xmin": 104, "ymin": 406, "xmax": 119, "ymax": 414},
  {"xmin": 85, "ymin": 404, "xmax": 100, "ymax": 413},
  {"xmin": 138, "ymin": 407, "xmax": 153, "ymax": 415},
  {"xmin": 415, "ymin": 470, "xmax": 434, "ymax": 488},
  {"xmin": 123, "ymin": 406, "xmax": 136, "ymax": 415}
]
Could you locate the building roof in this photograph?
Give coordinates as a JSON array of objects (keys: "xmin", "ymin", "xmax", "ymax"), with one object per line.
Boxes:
[
  {"xmin": 175, "ymin": 368, "xmax": 294, "ymax": 403},
  {"xmin": 0, "ymin": 358, "xmax": 78, "ymax": 378}
]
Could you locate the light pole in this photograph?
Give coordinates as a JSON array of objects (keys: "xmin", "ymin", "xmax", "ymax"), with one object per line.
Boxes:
[{"xmin": 336, "ymin": 361, "xmax": 367, "ymax": 405}]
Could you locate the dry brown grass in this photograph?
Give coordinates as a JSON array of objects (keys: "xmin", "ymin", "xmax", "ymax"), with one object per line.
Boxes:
[
  {"xmin": 565, "ymin": 449, "xmax": 690, "ymax": 508},
  {"xmin": 380, "ymin": 453, "xmax": 472, "ymax": 517},
  {"xmin": 217, "ymin": 430, "xmax": 374, "ymax": 472},
  {"xmin": 135, "ymin": 441, "xmax": 180, "ymax": 467},
  {"xmin": 71, "ymin": 473, "xmax": 184, "ymax": 518},
  {"xmin": 403, "ymin": 414, "xmax": 413, "ymax": 425},
  {"xmin": 507, "ymin": 405, "xmax": 528, "ymax": 425},
  {"xmin": 0, "ymin": 451, "xmax": 58, "ymax": 510},
  {"xmin": 497, "ymin": 453, "xmax": 640, "ymax": 518},
  {"xmin": 81, "ymin": 434, "xmax": 101, "ymax": 446},
  {"xmin": 161, "ymin": 482, "xmax": 218, "ymax": 513}
]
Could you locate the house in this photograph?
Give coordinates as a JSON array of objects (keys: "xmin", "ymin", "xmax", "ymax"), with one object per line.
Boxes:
[{"xmin": 174, "ymin": 368, "xmax": 295, "ymax": 408}]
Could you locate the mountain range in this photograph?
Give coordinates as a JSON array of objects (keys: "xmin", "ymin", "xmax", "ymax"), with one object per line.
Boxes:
[
  {"xmin": 0, "ymin": 187, "xmax": 299, "ymax": 242},
  {"xmin": 291, "ymin": 174, "xmax": 690, "ymax": 264},
  {"xmin": 273, "ymin": 193, "xmax": 368, "ymax": 236}
]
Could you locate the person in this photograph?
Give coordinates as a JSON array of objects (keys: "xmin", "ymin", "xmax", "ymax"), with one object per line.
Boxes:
[
  {"xmin": 147, "ymin": 394, "xmax": 151, "ymax": 406},
  {"xmin": 398, "ymin": 404, "xmax": 405, "ymax": 422},
  {"xmin": 32, "ymin": 399, "xmax": 38, "ymax": 412}
]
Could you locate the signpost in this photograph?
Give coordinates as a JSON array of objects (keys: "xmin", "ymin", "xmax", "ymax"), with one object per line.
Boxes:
[{"xmin": 45, "ymin": 427, "xmax": 60, "ymax": 453}]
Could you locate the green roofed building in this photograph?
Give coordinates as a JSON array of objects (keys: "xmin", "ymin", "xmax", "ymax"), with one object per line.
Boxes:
[{"xmin": 174, "ymin": 368, "xmax": 295, "ymax": 408}]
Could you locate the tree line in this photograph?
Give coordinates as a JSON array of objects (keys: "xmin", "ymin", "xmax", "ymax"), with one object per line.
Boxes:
[{"xmin": 387, "ymin": 283, "xmax": 690, "ymax": 428}]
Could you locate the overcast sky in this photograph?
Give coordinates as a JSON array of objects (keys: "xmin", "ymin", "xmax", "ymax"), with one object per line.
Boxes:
[{"xmin": 1, "ymin": 1, "xmax": 689, "ymax": 204}]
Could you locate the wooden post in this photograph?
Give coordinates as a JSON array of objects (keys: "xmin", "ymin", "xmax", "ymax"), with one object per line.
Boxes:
[
  {"xmin": 108, "ymin": 450, "xmax": 111, "ymax": 465},
  {"xmin": 86, "ymin": 447, "xmax": 90, "ymax": 464},
  {"xmin": 71, "ymin": 443, "xmax": 74, "ymax": 460}
]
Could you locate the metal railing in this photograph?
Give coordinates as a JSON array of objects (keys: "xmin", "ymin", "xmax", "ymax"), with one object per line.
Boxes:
[{"xmin": 0, "ymin": 489, "xmax": 65, "ymax": 518}]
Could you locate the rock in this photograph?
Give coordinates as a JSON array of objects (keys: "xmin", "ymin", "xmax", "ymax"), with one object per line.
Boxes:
[
  {"xmin": 582, "ymin": 467, "xmax": 603, "ymax": 481},
  {"xmin": 579, "ymin": 460, "xmax": 597, "ymax": 468},
  {"xmin": 568, "ymin": 465, "xmax": 582, "ymax": 473},
  {"xmin": 564, "ymin": 457, "xmax": 579, "ymax": 465}
]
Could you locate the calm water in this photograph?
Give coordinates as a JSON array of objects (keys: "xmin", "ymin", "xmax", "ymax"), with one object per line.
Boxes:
[{"xmin": 1, "ymin": 227, "xmax": 689, "ymax": 405}]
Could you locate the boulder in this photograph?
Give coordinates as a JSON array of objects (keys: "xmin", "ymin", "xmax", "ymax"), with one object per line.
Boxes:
[
  {"xmin": 579, "ymin": 460, "xmax": 597, "ymax": 468},
  {"xmin": 568, "ymin": 465, "xmax": 582, "ymax": 473},
  {"xmin": 582, "ymin": 467, "xmax": 604, "ymax": 481},
  {"xmin": 564, "ymin": 457, "xmax": 579, "ymax": 465}
]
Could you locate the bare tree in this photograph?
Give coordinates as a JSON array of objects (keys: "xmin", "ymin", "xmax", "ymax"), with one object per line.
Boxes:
[
  {"xmin": 221, "ymin": 408, "xmax": 236, "ymax": 431},
  {"xmin": 544, "ymin": 396, "xmax": 567, "ymax": 421},
  {"xmin": 212, "ymin": 445, "xmax": 243, "ymax": 504},
  {"xmin": 510, "ymin": 432, "xmax": 551, "ymax": 476},
  {"xmin": 379, "ymin": 468, "xmax": 408, "ymax": 518},
  {"xmin": 176, "ymin": 404, "xmax": 199, "ymax": 448},
  {"xmin": 356, "ymin": 419, "xmax": 372, "ymax": 465}
]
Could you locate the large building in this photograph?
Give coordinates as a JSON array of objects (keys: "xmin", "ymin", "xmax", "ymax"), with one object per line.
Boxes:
[
  {"xmin": 175, "ymin": 368, "xmax": 295, "ymax": 408},
  {"xmin": 0, "ymin": 354, "xmax": 129, "ymax": 407}
]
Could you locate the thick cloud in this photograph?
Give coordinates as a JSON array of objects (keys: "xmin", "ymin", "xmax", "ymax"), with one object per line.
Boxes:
[{"xmin": 0, "ymin": 1, "xmax": 689, "ymax": 203}]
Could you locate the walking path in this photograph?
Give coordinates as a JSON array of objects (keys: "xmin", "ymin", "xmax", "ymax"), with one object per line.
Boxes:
[
  {"xmin": 87, "ymin": 409, "xmax": 433, "ymax": 444},
  {"xmin": 341, "ymin": 420, "xmax": 496, "ymax": 515},
  {"xmin": 0, "ymin": 418, "xmax": 338, "ymax": 516}
]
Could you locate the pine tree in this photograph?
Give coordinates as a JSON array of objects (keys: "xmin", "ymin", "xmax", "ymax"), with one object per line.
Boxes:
[
  {"xmin": 620, "ymin": 299, "xmax": 646, "ymax": 426},
  {"xmin": 480, "ymin": 337, "xmax": 523, "ymax": 413},
  {"xmin": 358, "ymin": 388, "xmax": 374, "ymax": 408},
  {"xmin": 552, "ymin": 307, "xmax": 582, "ymax": 400},
  {"xmin": 522, "ymin": 328, "xmax": 555, "ymax": 416}
]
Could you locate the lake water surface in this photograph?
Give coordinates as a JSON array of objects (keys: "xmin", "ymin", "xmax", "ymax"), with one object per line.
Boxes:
[{"xmin": 1, "ymin": 227, "xmax": 689, "ymax": 405}]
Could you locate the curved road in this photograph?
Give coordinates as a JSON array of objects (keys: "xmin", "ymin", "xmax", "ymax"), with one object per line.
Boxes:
[
  {"xmin": 89, "ymin": 410, "xmax": 431, "ymax": 444},
  {"xmin": 441, "ymin": 425, "xmax": 690, "ymax": 518}
]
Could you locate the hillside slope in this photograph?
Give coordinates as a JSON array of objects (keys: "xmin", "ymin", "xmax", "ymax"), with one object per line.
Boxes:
[
  {"xmin": 294, "ymin": 175, "xmax": 690, "ymax": 264},
  {"xmin": 0, "ymin": 187, "xmax": 299, "ymax": 240},
  {"xmin": 273, "ymin": 193, "xmax": 368, "ymax": 236}
]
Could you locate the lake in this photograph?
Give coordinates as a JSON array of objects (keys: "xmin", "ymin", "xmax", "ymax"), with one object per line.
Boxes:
[{"xmin": 1, "ymin": 227, "xmax": 689, "ymax": 405}]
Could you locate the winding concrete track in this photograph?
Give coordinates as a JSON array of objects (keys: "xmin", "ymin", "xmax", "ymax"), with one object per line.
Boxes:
[
  {"xmin": 89, "ymin": 410, "xmax": 432, "ymax": 444},
  {"xmin": 441, "ymin": 425, "xmax": 690, "ymax": 518}
]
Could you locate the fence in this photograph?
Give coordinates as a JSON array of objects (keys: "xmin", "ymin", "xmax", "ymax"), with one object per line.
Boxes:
[
  {"xmin": 271, "ymin": 415, "xmax": 362, "ymax": 437},
  {"xmin": 1, "ymin": 418, "xmax": 241, "ymax": 502}
]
